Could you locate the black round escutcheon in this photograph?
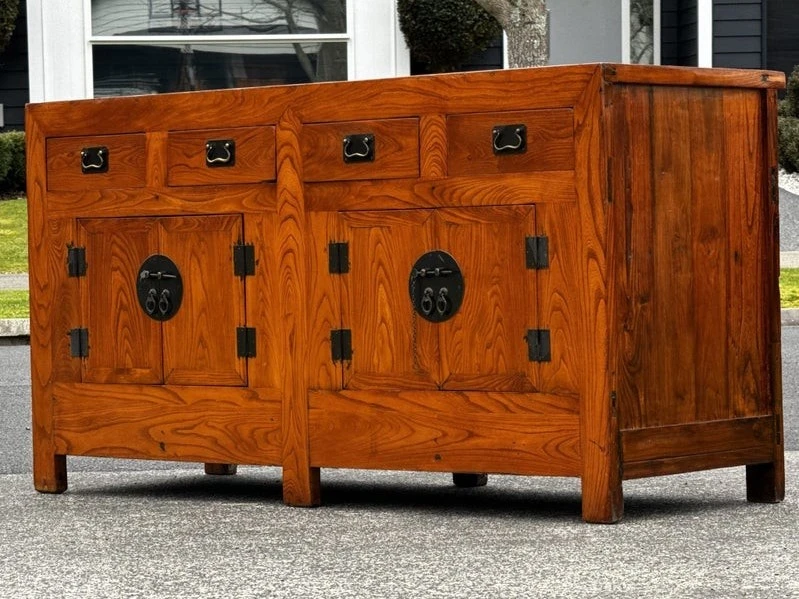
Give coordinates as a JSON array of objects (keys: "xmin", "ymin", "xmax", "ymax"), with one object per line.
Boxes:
[
  {"xmin": 136, "ymin": 254, "xmax": 183, "ymax": 321},
  {"xmin": 408, "ymin": 251, "xmax": 464, "ymax": 323}
]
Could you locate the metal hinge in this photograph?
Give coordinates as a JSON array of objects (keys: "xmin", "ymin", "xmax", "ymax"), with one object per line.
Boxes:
[
  {"xmin": 67, "ymin": 246, "xmax": 87, "ymax": 277},
  {"xmin": 233, "ymin": 243, "xmax": 255, "ymax": 278},
  {"xmin": 69, "ymin": 328, "xmax": 89, "ymax": 358},
  {"xmin": 525, "ymin": 236, "xmax": 549, "ymax": 270},
  {"xmin": 331, "ymin": 329, "xmax": 352, "ymax": 362},
  {"xmin": 236, "ymin": 327, "xmax": 257, "ymax": 358},
  {"xmin": 526, "ymin": 329, "xmax": 551, "ymax": 362},
  {"xmin": 328, "ymin": 242, "xmax": 349, "ymax": 274}
]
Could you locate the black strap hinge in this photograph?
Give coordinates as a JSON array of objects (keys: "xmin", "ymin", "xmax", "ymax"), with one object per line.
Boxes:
[
  {"xmin": 331, "ymin": 329, "xmax": 352, "ymax": 362},
  {"xmin": 67, "ymin": 246, "xmax": 87, "ymax": 277},
  {"xmin": 236, "ymin": 327, "xmax": 256, "ymax": 358},
  {"xmin": 526, "ymin": 329, "xmax": 551, "ymax": 362},
  {"xmin": 328, "ymin": 242, "xmax": 349, "ymax": 274},
  {"xmin": 525, "ymin": 236, "xmax": 549, "ymax": 270},
  {"xmin": 233, "ymin": 244, "xmax": 255, "ymax": 278},
  {"xmin": 69, "ymin": 328, "xmax": 89, "ymax": 358}
]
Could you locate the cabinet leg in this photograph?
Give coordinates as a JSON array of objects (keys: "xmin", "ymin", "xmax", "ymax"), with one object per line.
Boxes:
[
  {"xmin": 33, "ymin": 453, "xmax": 67, "ymax": 494},
  {"xmin": 746, "ymin": 460, "xmax": 785, "ymax": 503},
  {"xmin": 452, "ymin": 473, "xmax": 488, "ymax": 488},
  {"xmin": 282, "ymin": 466, "xmax": 321, "ymax": 507},
  {"xmin": 204, "ymin": 463, "xmax": 238, "ymax": 476}
]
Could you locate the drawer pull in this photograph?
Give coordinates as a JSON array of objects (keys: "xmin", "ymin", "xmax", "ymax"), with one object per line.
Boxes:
[
  {"xmin": 342, "ymin": 134, "xmax": 375, "ymax": 163},
  {"xmin": 80, "ymin": 146, "xmax": 108, "ymax": 173},
  {"xmin": 205, "ymin": 139, "xmax": 236, "ymax": 167},
  {"xmin": 492, "ymin": 125, "xmax": 527, "ymax": 155}
]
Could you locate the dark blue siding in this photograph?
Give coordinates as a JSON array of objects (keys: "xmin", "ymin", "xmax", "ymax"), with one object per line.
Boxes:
[
  {"xmin": 713, "ymin": 0, "xmax": 764, "ymax": 69},
  {"xmin": 0, "ymin": 3, "xmax": 28, "ymax": 131}
]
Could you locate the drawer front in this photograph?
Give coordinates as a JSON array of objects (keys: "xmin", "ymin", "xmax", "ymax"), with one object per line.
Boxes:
[
  {"xmin": 302, "ymin": 118, "xmax": 419, "ymax": 182},
  {"xmin": 167, "ymin": 126, "xmax": 276, "ymax": 186},
  {"xmin": 447, "ymin": 109, "xmax": 574, "ymax": 176},
  {"xmin": 47, "ymin": 134, "xmax": 146, "ymax": 192}
]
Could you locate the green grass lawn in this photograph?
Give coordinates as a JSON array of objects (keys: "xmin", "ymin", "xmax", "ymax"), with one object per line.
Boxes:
[
  {"xmin": 0, "ymin": 198, "xmax": 27, "ymax": 273},
  {"xmin": 781, "ymin": 268, "xmax": 799, "ymax": 308},
  {"xmin": 0, "ymin": 290, "xmax": 29, "ymax": 318}
]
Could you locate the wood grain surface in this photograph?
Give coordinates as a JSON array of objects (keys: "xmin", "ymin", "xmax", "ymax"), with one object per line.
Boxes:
[
  {"xmin": 309, "ymin": 391, "xmax": 581, "ymax": 476},
  {"xmin": 277, "ymin": 110, "xmax": 320, "ymax": 506},
  {"xmin": 167, "ymin": 126, "xmax": 276, "ymax": 186},
  {"xmin": 304, "ymin": 171, "xmax": 576, "ymax": 212},
  {"xmin": 53, "ymin": 383, "xmax": 281, "ymax": 465},
  {"xmin": 301, "ymin": 118, "xmax": 419, "ymax": 182},
  {"xmin": 447, "ymin": 109, "xmax": 574, "ymax": 176},
  {"xmin": 46, "ymin": 134, "xmax": 146, "ymax": 191}
]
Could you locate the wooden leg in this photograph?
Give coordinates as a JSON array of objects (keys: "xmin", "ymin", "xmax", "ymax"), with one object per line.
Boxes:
[
  {"xmin": 33, "ymin": 453, "xmax": 67, "ymax": 494},
  {"xmin": 282, "ymin": 466, "xmax": 321, "ymax": 507},
  {"xmin": 452, "ymin": 473, "xmax": 488, "ymax": 487},
  {"xmin": 746, "ymin": 460, "xmax": 785, "ymax": 503},
  {"xmin": 204, "ymin": 463, "xmax": 238, "ymax": 476}
]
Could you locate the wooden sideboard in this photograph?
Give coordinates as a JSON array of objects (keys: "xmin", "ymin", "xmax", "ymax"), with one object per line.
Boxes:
[{"xmin": 27, "ymin": 64, "xmax": 785, "ymax": 522}]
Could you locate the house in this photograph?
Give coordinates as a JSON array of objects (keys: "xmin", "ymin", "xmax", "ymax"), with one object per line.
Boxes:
[{"xmin": 1, "ymin": 0, "xmax": 798, "ymax": 132}]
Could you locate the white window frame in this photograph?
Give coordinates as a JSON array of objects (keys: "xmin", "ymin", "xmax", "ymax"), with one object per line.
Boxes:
[
  {"xmin": 622, "ymin": 0, "xmax": 661, "ymax": 65},
  {"xmin": 83, "ymin": 0, "xmax": 355, "ymax": 97}
]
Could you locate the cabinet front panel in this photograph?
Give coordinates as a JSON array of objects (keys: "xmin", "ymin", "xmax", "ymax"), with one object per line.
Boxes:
[
  {"xmin": 47, "ymin": 134, "xmax": 146, "ymax": 192},
  {"xmin": 447, "ymin": 109, "xmax": 574, "ymax": 176},
  {"xmin": 437, "ymin": 207, "xmax": 537, "ymax": 391},
  {"xmin": 160, "ymin": 215, "xmax": 247, "ymax": 386},
  {"xmin": 302, "ymin": 118, "xmax": 420, "ymax": 182},
  {"xmin": 167, "ymin": 126, "xmax": 276, "ymax": 186},
  {"xmin": 341, "ymin": 210, "xmax": 438, "ymax": 390},
  {"xmin": 78, "ymin": 218, "xmax": 163, "ymax": 384}
]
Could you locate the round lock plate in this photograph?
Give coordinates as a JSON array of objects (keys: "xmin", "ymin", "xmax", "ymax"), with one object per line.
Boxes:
[
  {"xmin": 136, "ymin": 254, "xmax": 183, "ymax": 322},
  {"xmin": 408, "ymin": 251, "xmax": 464, "ymax": 323}
]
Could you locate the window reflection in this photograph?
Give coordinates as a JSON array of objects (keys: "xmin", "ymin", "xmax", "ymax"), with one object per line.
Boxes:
[
  {"xmin": 92, "ymin": 0, "xmax": 347, "ymax": 36},
  {"xmin": 630, "ymin": 0, "xmax": 654, "ymax": 64},
  {"xmin": 93, "ymin": 42, "xmax": 347, "ymax": 96}
]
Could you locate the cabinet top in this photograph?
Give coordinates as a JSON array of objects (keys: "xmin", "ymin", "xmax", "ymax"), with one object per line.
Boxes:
[{"xmin": 27, "ymin": 64, "xmax": 785, "ymax": 139}]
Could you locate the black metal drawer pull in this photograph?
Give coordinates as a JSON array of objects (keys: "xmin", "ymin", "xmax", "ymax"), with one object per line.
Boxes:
[
  {"xmin": 342, "ymin": 134, "xmax": 375, "ymax": 163},
  {"xmin": 80, "ymin": 147, "xmax": 108, "ymax": 173},
  {"xmin": 492, "ymin": 124, "xmax": 527, "ymax": 155},
  {"xmin": 206, "ymin": 140, "xmax": 235, "ymax": 167}
]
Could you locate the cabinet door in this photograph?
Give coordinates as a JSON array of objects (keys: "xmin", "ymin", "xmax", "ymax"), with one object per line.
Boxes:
[
  {"xmin": 437, "ymin": 207, "xmax": 537, "ymax": 391},
  {"xmin": 340, "ymin": 210, "xmax": 438, "ymax": 390},
  {"xmin": 160, "ymin": 215, "xmax": 247, "ymax": 386},
  {"xmin": 78, "ymin": 218, "xmax": 162, "ymax": 384}
]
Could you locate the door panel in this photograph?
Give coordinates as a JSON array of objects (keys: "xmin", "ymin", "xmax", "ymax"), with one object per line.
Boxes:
[
  {"xmin": 341, "ymin": 210, "xmax": 438, "ymax": 390},
  {"xmin": 78, "ymin": 218, "xmax": 162, "ymax": 384},
  {"xmin": 437, "ymin": 207, "xmax": 537, "ymax": 391},
  {"xmin": 160, "ymin": 215, "xmax": 247, "ymax": 386}
]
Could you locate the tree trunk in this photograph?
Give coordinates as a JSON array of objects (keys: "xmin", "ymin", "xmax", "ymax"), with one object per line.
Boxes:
[{"xmin": 473, "ymin": 0, "xmax": 549, "ymax": 68}]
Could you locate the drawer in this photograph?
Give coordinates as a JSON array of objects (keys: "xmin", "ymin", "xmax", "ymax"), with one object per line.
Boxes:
[
  {"xmin": 167, "ymin": 126, "xmax": 276, "ymax": 186},
  {"xmin": 447, "ymin": 109, "xmax": 574, "ymax": 176},
  {"xmin": 46, "ymin": 134, "xmax": 146, "ymax": 192},
  {"xmin": 302, "ymin": 118, "xmax": 419, "ymax": 182}
]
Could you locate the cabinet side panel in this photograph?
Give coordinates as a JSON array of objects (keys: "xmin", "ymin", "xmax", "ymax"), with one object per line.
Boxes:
[
  {"xmin": 724, "ymin": 89, "xmax": 769, "ymax": 419},
  {"xmin": 615, "ymin": 85, "xmax": 771, "ymax": 429}
]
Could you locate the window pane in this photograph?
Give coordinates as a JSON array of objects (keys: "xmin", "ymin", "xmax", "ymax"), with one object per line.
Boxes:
[
  {"xmin": 92, "ymin": 42, "xmax": 347, "ymax": 96},
  {"xmin": 92, "ymin": 0, "xmax": 347, "ymax": 36},
  {"xmin": 630, "ymin": 0, "xmax": 654, "ymax": 64}
]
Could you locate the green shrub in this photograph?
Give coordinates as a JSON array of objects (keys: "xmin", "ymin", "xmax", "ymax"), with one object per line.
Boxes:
[
  {"xmin": 397, "ymin": 0, "xmax": 501, "ymax": 73},
  {"xmin": 778, "ymin": 116, "xmax": 799, "ymax": 173},
  {"xmin": 0, "ymin": 130, "xmax": 25, "ymax": 194},
  {"xmin": 0, "ymin": 0, "xmax": 20, "ymax": 55}
]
